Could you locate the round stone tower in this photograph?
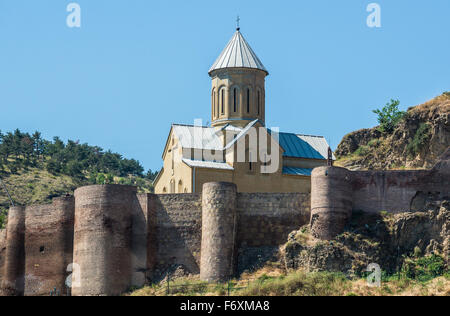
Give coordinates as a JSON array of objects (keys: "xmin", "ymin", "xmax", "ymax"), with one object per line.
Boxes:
[
  {"xmin": 73, "ymin": 185, "xmax": 136, "ymax": 296},
  {"xmin": 200, "ymin": 182, "xmax": 237, "ymax": 282},
  {"xmin": 1, "ymin": 206, "xmax": 25, "ymax": 296},
  {"xmin": 310, "ymin": 167, "xmax": 353, "ymax": 240},
  {"xmin": 209, "ymin": 28, "xmax": 268, "ymax": 128}
]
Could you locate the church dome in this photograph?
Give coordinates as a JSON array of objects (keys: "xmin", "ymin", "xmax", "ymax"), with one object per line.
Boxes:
[{"xmin": 209, "ymin": 29, "xmax": 268, "ymax": 75}]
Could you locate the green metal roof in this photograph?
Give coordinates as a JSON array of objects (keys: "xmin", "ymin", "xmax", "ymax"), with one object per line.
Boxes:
[
  {"xmin": 282, "ymin": 167, "xmax": 313, "ymax": 176},
  {"xmin": 275, "ymin": 132, "xmax": 332, "ymax": 160}
]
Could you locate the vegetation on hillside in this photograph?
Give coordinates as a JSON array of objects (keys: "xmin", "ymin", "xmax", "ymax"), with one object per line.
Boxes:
[
  {"xmin": 372, "ymin": 99, "xmax": 406, "ymax": 133},
  {"xmin": 0, "ymin": 129, "xmax": 158, "ymax": 228},
  {"xmin": 336, "ymin": 92, "xmax": 450, "ymax": 170},
  {"xmin": 128, "ymin": 260, "xmax": 449, "ymax": 296}
]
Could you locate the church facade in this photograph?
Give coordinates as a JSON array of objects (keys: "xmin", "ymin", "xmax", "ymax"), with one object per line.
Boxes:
[{"xmin": 154, "ymin": 28, "xmax": 332, "ymax": 194}]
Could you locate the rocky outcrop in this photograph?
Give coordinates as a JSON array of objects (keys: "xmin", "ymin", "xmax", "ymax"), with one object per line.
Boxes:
[
  {"xmin": 336, "ymin": 93, "xmax": 450, "ymax": 170},
  {"xmin": 283, "ymin": 200, "xmax": 449, "ymax": 275}
]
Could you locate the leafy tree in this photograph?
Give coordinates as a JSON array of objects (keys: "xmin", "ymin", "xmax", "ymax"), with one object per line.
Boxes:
[{"xmin": 373, "ymin": 99, "xmax": 405, "ymax": 133}]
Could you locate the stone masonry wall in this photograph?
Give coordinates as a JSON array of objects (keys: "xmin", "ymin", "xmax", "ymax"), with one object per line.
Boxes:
[
  {"xmin": 236, "ymin": 193, "xmax": 311, "ymax": 272},
  {"xmin": 152, "ymin": 194, "xmax": 203, "ymax": 278},
  {"xmin": 24, "ymin": 196, "xmax": 74, "ymax": 296},
  {"xmin": 352, "ymin": 168, "xmax": 448, "ymax": 214}
]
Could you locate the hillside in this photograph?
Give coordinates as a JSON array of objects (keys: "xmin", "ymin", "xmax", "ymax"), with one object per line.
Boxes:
[
  {"xmin": 335, "ymin": 92, "xmax": 450, "ymax": 170},
  {"xmin": 0, "ymin": 130, "xmax": 157, "ymax": 228}
]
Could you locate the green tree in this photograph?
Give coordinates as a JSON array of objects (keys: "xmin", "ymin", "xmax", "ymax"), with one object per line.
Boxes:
[{"xmin": 373, "ymin": 99, "xmax": 405, "ymax": 133}]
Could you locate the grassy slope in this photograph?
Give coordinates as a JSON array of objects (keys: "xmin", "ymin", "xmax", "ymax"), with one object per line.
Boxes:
[
  {"xmin": 128, "ymin": 267, "xmax": 450, "ymax": 296},
  {"xmin": 335, "ymin": 93, "xmax": 450, "ymax": 170}
]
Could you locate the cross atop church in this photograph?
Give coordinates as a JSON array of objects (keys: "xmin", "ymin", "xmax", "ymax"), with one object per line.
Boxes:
[{"xmin": 236, "ymin": 16, "xmax": 240, "ymax": 31}]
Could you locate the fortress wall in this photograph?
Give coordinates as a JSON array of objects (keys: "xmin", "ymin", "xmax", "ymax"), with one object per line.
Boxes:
[
  {"xmin": 200, "ymin": 183, "xmax": 237, "ymax": 282},
  {"xmin": 23, "ymin": 196, "xmax": 74, "ymax": 296},
  {"xmin": 131, "ymin": 193, "xmax": 149, "ymax": 287},
  {"xmin": 351, "ymin": 169, "xmax": 448, "ymax": 214},
  {"xmin": 73, "ymin": 185, "xmax": 136, "ymax": 296},
  {"xmin": 309, "ymin": 155, "xmax": 450, "ymax": 240},
  {"xmin": 152, "ymin": 193, "xmax": 202, "ymax": 277},
  {"xmin": 311, "ymin": 167, "xmax": 353, "ymax": 240},
  {"xmin": 236, "ymin": 192, "xmax": 310, "ymax": 272},
  {"xmin": 0, "ymin": 229, "xmax": 6, "ymax": 288},
  {"xmin": 236, "ymin": 193, "xmax": 310, "ymax": 247},
  {"xmin": 1, "ymin": 206, "xmax": 25, "ymax": 296}
]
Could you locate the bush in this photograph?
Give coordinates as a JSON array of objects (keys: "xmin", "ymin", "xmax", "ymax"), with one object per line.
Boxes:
[
  {"xmin": 0, "ymin": 208, "xmax": 7, "ymax": 229},
  {"xmin": 402, "ymin": 254, "xmax": 446, "ymax": 282},
  {"xmin": 406, "ymin": 123, "xmax": 431, "ymax": 157},
  {"xmin": 373, "ymin": 99, "xmax": 406, "ymax": 133},
  {"xmin": 354, "ymin": 145, "xmax": 370, "ymax": 156}
]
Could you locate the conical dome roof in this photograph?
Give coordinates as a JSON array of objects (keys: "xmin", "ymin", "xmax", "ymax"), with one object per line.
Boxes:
[{"xmin": 209, "ymin": 30, "xmax": 268, "ymax": 75}]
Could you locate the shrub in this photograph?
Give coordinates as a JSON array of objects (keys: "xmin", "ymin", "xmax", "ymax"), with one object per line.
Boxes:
[
  {"xmin": 402, "ymin": 254, "xmax": 446, "ymax": 282},
  {"xmin": 373, "ymin": 99, "xmax": 406, "ymax": 133},
  {"xmin": 406, "ymin": 123, "xmax": 431, "ymax": 157},
  {"xmin": 354, "ymin": 145, "xmax": 370, "ymax": 156}
]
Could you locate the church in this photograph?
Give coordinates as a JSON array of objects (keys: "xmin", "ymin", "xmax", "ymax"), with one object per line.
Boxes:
[{"xmin": 154, "ymin": 27, "xmax": 333, "ymax": 194}]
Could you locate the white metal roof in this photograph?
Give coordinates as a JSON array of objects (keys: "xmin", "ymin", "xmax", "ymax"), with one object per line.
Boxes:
[
  {"xmin": 182, "ymin": 158, "xmax": 234, "ymax": 170},
  {"xmin": 297, "ymin": 135, "xmax": 336, "ymax": 160},
  {"xmin": 172, "ymin": 123, "xmax": 332, "ymax": 161},
  {"xmin": 172, "ymin": 124, "xmax": 223, "ymax": 150},
  {"xmin": 209, "ymin": 30, "xmax": 268, "ymax": 75}
]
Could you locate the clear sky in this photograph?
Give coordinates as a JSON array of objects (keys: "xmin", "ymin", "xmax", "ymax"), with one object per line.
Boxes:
[{"xmin": 1, "ymin": 0, "xmax": 449, "ymax": 172}]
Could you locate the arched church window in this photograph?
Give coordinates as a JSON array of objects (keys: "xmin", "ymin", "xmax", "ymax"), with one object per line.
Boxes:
[
  {"xmin": 212, "ymin": 89, "xmax": 215, "ymax": 118},
  {"xmin": 257, "ymin": 90, "xmax": 261, "ymax": 115},
  {"xmin": 178, "ymin": 180, "xmax": 183, "ymax": 193},
  {"xmin": 233, "ymin": 88, "xmax": 238, "ymax": 112},
  {"xmin": 221, "ymin": 89, "xmax": 225, "ymax": 115},
  {"xmin": 246, "ymin": 88, "xmax": 250, "ymax": 113}
]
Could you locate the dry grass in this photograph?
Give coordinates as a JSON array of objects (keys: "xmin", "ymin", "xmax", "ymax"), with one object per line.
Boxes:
[
  {"xmin": 408, "ymin": 93, "xmax": 450, "ymax": 115},
  {"xmin": 128, "ymin": 268, "xmax": 450, "ymax": 297}
]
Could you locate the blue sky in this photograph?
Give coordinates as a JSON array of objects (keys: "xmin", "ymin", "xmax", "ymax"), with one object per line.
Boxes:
[{"xmin": 1, "ymin": 0, "xmax": 449, "ymax": 172}]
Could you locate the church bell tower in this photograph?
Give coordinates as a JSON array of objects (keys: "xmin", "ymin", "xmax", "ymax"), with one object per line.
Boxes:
[{"xmin": 209, "ymin": 26, "xmax": 269, "ymax": 128}]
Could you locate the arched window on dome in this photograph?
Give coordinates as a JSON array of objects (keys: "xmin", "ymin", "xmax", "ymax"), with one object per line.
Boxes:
[
  {"xmin": 233, "ymin": 88, "xmax": 238, "ymax": 113},
  {"xmin": 212, "ymin": 89, "xmax": 216, "ymax": 118},
  {"xmin": 220, "ymin": 89, "xmax": 225, "ymax": 115},
  {"xmin": 246, "ymin": 88, "xmax": 250, "ymax": 113},
  {"xmin": 257, "ymin": 90, "xmax": 261, "ymax": 115}
]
